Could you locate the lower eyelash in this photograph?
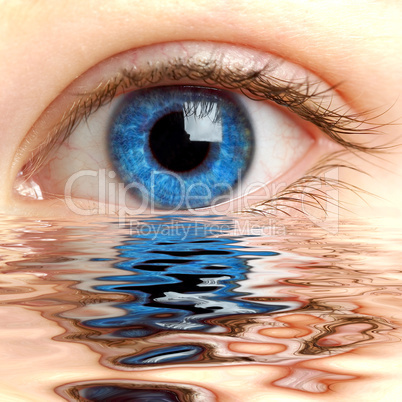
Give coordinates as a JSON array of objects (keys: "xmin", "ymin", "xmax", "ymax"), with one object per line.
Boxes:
[
  {"xmin": 17, "ymin": 151, "xmax": 370, "ymax": 224},
  {"xmin": 15, "ymin": 122, "xmax": 376, "ymax": 219},
  {"xmin": 242, "ymin": 151, "xmax": 373, "ymax": 219}
]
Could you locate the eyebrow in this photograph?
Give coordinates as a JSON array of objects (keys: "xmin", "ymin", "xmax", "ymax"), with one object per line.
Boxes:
[{"xmin": 21, "ymin": 58, "xmax": 384, "ymax": 179}]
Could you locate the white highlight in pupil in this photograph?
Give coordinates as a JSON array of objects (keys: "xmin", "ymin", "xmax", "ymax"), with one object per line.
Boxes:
[{"xmin": 183, "ymin": 102, "xmax": 223, "ymax": 142}]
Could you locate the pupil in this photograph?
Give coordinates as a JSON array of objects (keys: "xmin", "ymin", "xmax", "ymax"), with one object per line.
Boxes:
[{"xmin": 149, "ymin": 111, "xmax": 210, "ymax": 172}]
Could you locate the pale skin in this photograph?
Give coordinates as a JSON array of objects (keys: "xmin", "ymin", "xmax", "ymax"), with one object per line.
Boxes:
[{"xmin": 0, "ymin": 0, "xmax": 402, "ymax": 401}]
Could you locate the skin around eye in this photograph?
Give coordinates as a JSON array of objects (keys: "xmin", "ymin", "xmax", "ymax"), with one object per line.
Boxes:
[
  {"xmin": 1, "ymin": 1, "xmax": 402, "ymax": 221},
  {"xmin": 12, "ymin": 42, "xmax": 343, "ymax": 217}
]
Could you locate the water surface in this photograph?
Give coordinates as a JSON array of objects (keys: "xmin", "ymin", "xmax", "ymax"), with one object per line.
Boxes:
[{"xmin": 0, "ymin": 215, "xmax": 401, "ymax": 401}]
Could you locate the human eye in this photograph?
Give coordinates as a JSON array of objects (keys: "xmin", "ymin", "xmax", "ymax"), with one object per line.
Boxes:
[{"xmin": 12, "ymin": 41, "xmax": 376, "ymax": 218}]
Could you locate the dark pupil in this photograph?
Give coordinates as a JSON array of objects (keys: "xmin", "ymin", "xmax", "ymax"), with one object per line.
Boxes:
[{"xmin": 149, "ymin": 111, "xmax": 210, "ymax": 172}]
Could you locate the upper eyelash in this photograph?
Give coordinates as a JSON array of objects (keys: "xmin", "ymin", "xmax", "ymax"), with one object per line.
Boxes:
[{"xmin": 21, "ymin": 56, "xmax": 386, "ymax": 180}]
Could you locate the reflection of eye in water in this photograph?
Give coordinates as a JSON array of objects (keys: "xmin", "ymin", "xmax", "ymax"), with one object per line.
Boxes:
[
  {"xmin": 1, "ymin": 217, "xmax": 401, "ymax": 398},
  {"xmin": 78, "ymin": 386, "xmax": 181, "ymax": 402},
  {"xmin": 60, "ymin": 380, "xmax": 200, "ymax": 402},
  {"xmin": 83, "ymin": 219, "xmax": 288, "ymax": 341},
  {"xmin": 120, "ymin": 344, "xmax": 204, "ymax": 365}
]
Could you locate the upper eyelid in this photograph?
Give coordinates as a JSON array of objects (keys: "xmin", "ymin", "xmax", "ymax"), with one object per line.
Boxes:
[{"xmin": 19, "ymin": 42, "xmax": 384, "ymax": 180}]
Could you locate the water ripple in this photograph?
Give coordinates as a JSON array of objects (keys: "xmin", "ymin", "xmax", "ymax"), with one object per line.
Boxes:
[{"xmin": 0, "ymin": 216, "xmax": 401, "ymax": 399}]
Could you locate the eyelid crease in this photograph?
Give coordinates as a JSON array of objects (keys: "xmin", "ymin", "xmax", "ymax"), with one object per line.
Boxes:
[{"xmin": 21, "ymin": 54, "xmax": 386, "ymax": 181}]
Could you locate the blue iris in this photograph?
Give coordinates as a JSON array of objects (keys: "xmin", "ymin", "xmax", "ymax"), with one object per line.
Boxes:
[{"xmin": 109, "ymin": 86, "xmax": 253, "ymax": 209}]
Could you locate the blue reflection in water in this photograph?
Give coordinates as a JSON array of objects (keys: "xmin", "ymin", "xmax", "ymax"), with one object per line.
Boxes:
[
  {"xmin": 79, "ymin": 386, "xmax": 181, "ymax": 402},
  {"xmin": 84, "ymin": 218, "xmax": 287, "ymax": 340},
  {"xmin": 120, "ymin": 344, "xmax": 204, "ymax": 365}
]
